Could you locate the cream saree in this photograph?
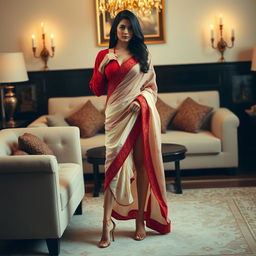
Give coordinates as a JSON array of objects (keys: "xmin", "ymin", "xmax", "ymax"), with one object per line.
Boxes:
[{"xmin": 104, "ymin": 55, "xmax": 171, "ymax": 234}]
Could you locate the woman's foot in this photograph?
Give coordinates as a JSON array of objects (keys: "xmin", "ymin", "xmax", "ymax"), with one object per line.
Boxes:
[
  {"xmin": 134, "ymin": 216, "xmax": 146, "ymax": 241},
  {"xmin": 98, "ymin": 219, "xmax": 116, "ymax": 248}
]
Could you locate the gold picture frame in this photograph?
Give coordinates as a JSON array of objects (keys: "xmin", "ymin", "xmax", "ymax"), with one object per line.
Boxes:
[{"xmin": 95, "ymin": 0, "xmax": 166, "ymax": 46}]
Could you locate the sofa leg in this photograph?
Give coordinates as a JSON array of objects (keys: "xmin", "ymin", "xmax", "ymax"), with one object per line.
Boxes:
[
  {"xmin": 74, "ymin": 201, "xmax": 83, "ymax": 215},
  {"xmin": 46, "ymin": 238, "xmax": 60, "ymax": 256}
]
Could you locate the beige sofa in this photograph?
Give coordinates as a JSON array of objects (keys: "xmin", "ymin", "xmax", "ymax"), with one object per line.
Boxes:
[
  {"xmin": 29, "ymin": 90, "xmax": 240, "ymax": 174},
  {"xmin": 0, "ymin": 127, "xmax": 85, "ymax": 255}
]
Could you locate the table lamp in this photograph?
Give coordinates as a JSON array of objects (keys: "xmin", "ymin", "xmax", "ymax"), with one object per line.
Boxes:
[{"xmin": 0, "ymin": 52, "xmax": 28, "ymax": 127}]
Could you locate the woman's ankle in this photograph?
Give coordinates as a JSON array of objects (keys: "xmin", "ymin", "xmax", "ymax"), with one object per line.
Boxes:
[{"xmin": 136, "ymin": 213, "xmax": 144, "ymax": 221}]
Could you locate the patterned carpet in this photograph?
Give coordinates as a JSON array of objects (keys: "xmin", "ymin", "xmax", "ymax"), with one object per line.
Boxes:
[{"xmin": 1, "ymin": 187, "xmax": 256, "ymax": 256}]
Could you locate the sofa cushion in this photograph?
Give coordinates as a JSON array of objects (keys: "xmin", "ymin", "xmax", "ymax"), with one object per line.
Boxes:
[
  {"xmin": 58, "ymin": 163, "xmax": 82, "ymax": 210},
  {"xmin": 65, "ymin": 100, "xmax": 105, "ymax": 138},
  {"xmin": 18, "ymin": 133, "xmax": 54, "ymax": 155},
  {"xmin": 161, "ymin": 130, "xmax": 221, "ymax": 154},
  {"xmin": 156, "ymin": 97, "xmax": 176, "ymax": 133},
  {"xmin": 46, "ymin": 115, "xmax": 69, "ymax": 127},
  {"xmin": 172, "ymin": 97, "xmax": 213, "ymax": 133}
]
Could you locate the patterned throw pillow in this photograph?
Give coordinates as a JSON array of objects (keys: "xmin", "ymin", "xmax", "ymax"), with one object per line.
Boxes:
[
  {"xmin": 13, "ymin": 150, "xmax": 29, "ymax": 155},
  {"xmin": 172, "ymin": 97, "xmax": 213, "ymax": 133},
  {"xmin": 18, "ymin": 133, "xmax": 54, "ymax": 155},
  {"xmin": 9, "ymin": 143, "xmax": 28, "ymax": 156},
  {"xmin": 156, "ymin": 97, "xmax": 177, "ymax": 133},
  {"xmin": 65, "ymin": 100, "xmax": 105, "ymax": 138}
]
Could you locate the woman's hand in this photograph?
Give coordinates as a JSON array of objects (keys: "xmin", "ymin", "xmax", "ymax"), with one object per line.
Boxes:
[
  {"xmin": 129, "ymin": 101, "xmax": 141, "ymax": 113},
  {"xmin": 98, "ymin": 52, "xmax": 118, "ymax": 74}
]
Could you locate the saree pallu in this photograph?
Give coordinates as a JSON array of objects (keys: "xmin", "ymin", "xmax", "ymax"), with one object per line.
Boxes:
[{"xmin": 90, "ymin": 50, "xmax": 171, "ymax": 234}]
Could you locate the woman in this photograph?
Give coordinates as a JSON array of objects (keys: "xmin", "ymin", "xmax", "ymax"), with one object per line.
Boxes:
[{"xmin": 90, "ymin": 10, "xmax": 171, "ymax": 248}]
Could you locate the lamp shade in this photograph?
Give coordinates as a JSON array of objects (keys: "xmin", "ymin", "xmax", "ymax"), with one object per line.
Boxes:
[
  {"xmin": 251, "ymin": 45, "xmax": 256, "ymax": 71},
  {"xmin": 0, "ymin": 52, "xmax": 28, "ymax": 83}
]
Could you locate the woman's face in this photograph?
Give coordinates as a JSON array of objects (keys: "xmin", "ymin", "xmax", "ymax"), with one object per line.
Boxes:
[{"xmin": 116, "ymin": 19, "xmax": 134, "ymax": 43}]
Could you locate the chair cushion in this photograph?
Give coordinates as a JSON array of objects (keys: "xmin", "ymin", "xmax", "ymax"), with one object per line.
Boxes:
[
  {"xmin": 58, "ymin": 163, "xmax": 82, "ymax": 210},
  {"xmin": 18, "ymin": 133, "xmax": 54, "ymax": 155},
  {"xmin": 156, "ymin": 97, "xmax": 177, "ymax": 133},
  {"xmin": 46, "ymin": 115, "xmax": 69, "ymax": 127},
  {"xmin": 172, "ymin": 97, "xmax": 213, "ymax": 133},
  {"xmin": 65, "ymin": 100, "xmax": 105, "ymax": 138}
]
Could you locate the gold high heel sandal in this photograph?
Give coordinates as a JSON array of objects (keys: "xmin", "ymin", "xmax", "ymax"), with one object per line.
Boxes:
[{"xmin": 98, "ymin": 219, "xmax": 116, "ymax": 248}]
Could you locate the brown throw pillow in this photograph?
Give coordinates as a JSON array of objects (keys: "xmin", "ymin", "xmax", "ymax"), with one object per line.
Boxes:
[
  {"xmin": 18, "ymin": 133, "xmax": 54, "ymax": 155},
  {"xmin": 65, "ymin": 100, "xmax": 105, "ymax": 138},
  {"xmin": 9, "ymin": 143, "xmax": 29, "ymax": 156},
  {"xmin": 172, "ymin": 97, "xmax": 213, "ymax": 133},
  {"xmin": 13, "ymin": 150, "xmax": 29, "ymax": 155},
  {"xmin": 156, "ymin": 97, "xmax": 177, "ymax": 133}
]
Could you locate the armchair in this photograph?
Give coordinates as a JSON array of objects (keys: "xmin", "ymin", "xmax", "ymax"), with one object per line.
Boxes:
[{"xmin": 0, "ymin": 126, "xmax": 85, "ymax": 255}]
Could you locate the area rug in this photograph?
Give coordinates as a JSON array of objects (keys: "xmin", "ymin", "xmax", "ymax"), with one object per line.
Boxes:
[{"xmin": 1, "ymin": 187, "xmax": 256, "ymax": 256}]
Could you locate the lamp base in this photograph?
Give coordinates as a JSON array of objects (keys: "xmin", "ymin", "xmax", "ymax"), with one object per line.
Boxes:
[{"xmin": 4, "ymin": 85, "xmax": 17, "ymax": 126}]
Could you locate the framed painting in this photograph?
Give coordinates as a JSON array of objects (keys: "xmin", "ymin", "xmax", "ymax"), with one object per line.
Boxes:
[
  {"xmin": 16, "ymin": 83, "xmax": 38, "ymax": 113},
  {"xmin": 95, "ymin": 0, "xmax": 166, "ymax": 46}
]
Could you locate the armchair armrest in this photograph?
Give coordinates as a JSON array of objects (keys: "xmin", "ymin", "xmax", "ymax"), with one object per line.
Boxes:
[
  {"xmin": 5, "ymin": 126, "xmax": 82, "ymax": 166},
  {"xmin": 0, "ymin": 155, "xmax": 58, "ymax": 173},
  {"xmin": 0, "ymin": 154, "xmax": 62, "ymax": 237},
  {"xmin": 211, "ymin": 108, "xmax": 239, "ymax": 152},
  {"xmin": 28, "ymin": 115, "xmax": 48, "ymax": 127}
]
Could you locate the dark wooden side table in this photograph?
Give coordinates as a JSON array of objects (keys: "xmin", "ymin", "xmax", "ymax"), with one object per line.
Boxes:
[{"xmin": 87, "ymin": 143, "xmax": 187, "ymax": 197}]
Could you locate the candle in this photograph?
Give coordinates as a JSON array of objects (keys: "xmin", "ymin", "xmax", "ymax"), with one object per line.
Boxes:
[
  {"xmin": 31, "ymin": 34, "xmax": 36, "ymax": 47},
  {"xmin": 231, "ymin": 29, "xmax": 235, "ymax": 38},
  {"xmin": 41, "ymin": 22, "xmax": 45, "ymax": 34},
  {"xmin": 219, "ymin": 14, "xmax": 223, "ymax": 25},
  {"xmin": 50, "ymin": 34, "xmax": 55, "ymax": 47},
  {"xmin": 210, "ymin": 24, "xmax": 214, "ymax": 39}
]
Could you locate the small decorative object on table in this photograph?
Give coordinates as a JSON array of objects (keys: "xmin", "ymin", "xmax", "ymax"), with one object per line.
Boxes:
[{"xmin": 245, "ymin": 105, "xmax": 256, "ymax": 116}]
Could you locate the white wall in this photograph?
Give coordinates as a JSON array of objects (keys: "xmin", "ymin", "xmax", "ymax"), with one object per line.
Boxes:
[{"xmin": 0, "ymin": 0, "xmax": 255, "ymax": 71}]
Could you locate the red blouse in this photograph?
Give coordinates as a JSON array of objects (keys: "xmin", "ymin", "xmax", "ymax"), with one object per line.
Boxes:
[{"xmin": 89, "ymin": 49, "xmax": 135, "ymax": 97}]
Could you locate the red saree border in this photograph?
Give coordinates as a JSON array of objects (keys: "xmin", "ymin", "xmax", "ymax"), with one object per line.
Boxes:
[
  {"xmin": 136, "ymin": 95, "xmax": 170, "ymax": 233},
  {"xmin": 106, "ymin": 94, "xmax": 170, "ymax": 234},
  {"xmin": 104, "ymin": 114, "xmax": 142, "ymax": 190},
  {"xmin": 136, "ymin": 95, "xmax": 168, "ymax": 217}
]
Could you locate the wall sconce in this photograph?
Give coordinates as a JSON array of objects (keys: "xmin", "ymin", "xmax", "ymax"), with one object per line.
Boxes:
[
  {"xmin": 210, "ymin": 15, "xmax": 235, "ymax": 62},
  {"xmin": 32, "ymin": 23, "xmax": 55, "ymax": 70}
]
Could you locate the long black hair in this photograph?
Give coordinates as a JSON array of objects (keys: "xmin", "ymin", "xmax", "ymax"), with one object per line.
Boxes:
[{"xmin": 109, "ymin": 10, "xmax": 149, "ymax": 73}]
